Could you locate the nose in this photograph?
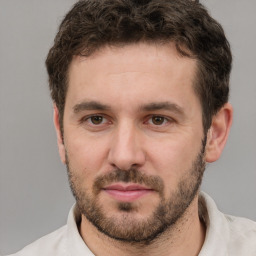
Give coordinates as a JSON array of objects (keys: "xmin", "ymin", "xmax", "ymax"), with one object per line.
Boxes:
[{"xmin": 108, "ymin": 122, "xmax": 146, "ymax": 170}]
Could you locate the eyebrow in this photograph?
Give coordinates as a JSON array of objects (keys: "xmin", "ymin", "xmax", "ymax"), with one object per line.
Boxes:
[
  {"xmin": 140, "ymin": 102, "xmax": 185, "ymax": 116},
  {"xmin": 73, "ymin": 100, "xmax": 185, "ymax": 116},
  {"xmin": 73, "ymin": 101, "xmax": 111, "ymax": 113}
]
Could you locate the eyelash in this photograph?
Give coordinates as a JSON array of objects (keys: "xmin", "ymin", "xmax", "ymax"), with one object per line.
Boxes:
[
  {"xmin": 80, "ymin": 114, "xmax": 110, "ymax": 125},
  {"xmin": 145, "ymin": 115, "xmax": 172, "ymax": 126}
]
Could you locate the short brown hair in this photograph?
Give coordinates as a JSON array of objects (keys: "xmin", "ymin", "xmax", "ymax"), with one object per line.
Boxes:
[{"xmin": 46, "ymin": 0, "xmax": 232, "ymax": 133}]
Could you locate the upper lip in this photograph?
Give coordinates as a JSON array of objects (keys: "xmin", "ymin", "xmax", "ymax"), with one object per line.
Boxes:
[{"xmin": 103, "ymin": 183, "xmax": 153, "ymax": 191}]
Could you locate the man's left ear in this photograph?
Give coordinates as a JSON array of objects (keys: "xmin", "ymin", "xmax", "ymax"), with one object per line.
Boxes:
[{"xmin": 205, "ymin": 103, "xmax": 233, "ymax": 163}]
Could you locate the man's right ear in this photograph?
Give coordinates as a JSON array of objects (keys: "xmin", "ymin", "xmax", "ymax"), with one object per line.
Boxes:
[{"xmin": 53, "ymin": 105, "xmax": 66, "ymax": 164}]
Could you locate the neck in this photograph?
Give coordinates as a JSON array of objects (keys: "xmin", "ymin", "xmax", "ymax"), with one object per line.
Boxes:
[{"xmin": 79, "ymin": 195, "xmax": 206, "ymax": 256}]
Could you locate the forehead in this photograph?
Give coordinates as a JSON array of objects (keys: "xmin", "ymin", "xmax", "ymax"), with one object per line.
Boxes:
[
  {"xmin": 70, "ymin": 42, "xmax": 196, "ymax": 77},
  {"xmin": 66, "ymin": 42, "xmax": 199, "ymax": 112}
]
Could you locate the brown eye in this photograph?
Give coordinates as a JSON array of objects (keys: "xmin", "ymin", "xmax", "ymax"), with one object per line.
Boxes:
[
  {"xmin": 90, "ymin": 116, "xmax": 104, "ymax": 125},
  {"xmin": 151, "ymin": 116, "xmax": 165, "ymax": 125}
]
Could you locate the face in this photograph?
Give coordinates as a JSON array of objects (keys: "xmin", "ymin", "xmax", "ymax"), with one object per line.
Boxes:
[{"xmin": 57, "ymin": 43, "xmax": 206, "ymax": 243}]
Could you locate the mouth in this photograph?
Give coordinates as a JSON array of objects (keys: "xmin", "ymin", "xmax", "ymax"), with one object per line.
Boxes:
[{"xmin": 102, "ymin": 183, "xmax": 154, "ymax": 202}]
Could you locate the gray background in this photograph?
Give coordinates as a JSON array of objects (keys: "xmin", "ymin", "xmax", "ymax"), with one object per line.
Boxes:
[{"xmin": 0, "ymin": 0, "xmax": 255, "ymax": 254}]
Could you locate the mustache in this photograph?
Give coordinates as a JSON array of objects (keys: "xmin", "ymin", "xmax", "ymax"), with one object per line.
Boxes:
[{"xmin": 93, "ymin": 168, "xmax": 164, "ymax": 196}]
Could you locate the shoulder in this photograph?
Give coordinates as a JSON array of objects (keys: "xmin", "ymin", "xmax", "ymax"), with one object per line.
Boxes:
[
  {"xmin": 200, "ymin": 192, "xmax": 256, "ymax": 256},
  {"xmin": 225, "ymin": 214, "xmax": 256, "ymax": 255},
  {"xmin": 6, "ymin": 225, "xmax": 68, "ymax": 256}
]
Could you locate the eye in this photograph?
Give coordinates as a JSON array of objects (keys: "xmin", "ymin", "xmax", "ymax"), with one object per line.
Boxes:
[
  {"xmin": 82, "ymin": 115, "xmax": 109, "ymax": 126},
  {"xmin": 89, "ymin": 115, "xmax": 105, "ymax": 125},
  {"xmin": 148, "ymin": 115, "xmax": 169, "ymax": 126},
  {"xmin": 150, "ymin": 116, "xmax": 166, "ymax": 125}
]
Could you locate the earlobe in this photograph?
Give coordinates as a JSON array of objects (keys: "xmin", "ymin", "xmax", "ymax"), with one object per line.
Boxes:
[
  {"xmin": 205, "ymin": 103, "xmax": 233, "ymax": 163},
  {"xmin": 53, "ymin": 105, "xmax": 66, "ymax": 164}
]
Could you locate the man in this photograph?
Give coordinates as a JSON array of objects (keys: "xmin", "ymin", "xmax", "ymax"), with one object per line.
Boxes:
[{"xmin": 7, "ymin": 0, "xmax": 256, "ymax": 255}]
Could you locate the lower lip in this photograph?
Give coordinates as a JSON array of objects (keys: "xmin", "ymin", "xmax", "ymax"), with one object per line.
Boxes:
[{"xmin": 103, "ymin": 189, "xmax": 153, "ymax": 202}]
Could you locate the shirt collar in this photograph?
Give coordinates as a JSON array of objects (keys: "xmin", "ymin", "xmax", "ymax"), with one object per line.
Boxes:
[
  {"xmin": 198, "ymin": 192, "xmax": 229, "ymax": 256},
  {"xmin": 66, "ymin": 204, "xmax": 95, "ymax": 256}
]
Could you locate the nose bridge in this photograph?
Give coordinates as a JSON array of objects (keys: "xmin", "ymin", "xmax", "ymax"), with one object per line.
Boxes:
[{"xmin": 108, "ymin": 119, "xmax": 145, "ymax": 170}]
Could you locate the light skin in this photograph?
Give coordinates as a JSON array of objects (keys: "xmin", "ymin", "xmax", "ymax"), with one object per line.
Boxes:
[{"xmin": 54, "ymin": 42, "xmax": 233, "ymax": 256}]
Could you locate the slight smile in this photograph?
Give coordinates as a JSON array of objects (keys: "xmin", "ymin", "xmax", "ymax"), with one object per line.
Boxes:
[{"xmin": 103, "ymin": 184, "xmax": 155, "ymax": 202}]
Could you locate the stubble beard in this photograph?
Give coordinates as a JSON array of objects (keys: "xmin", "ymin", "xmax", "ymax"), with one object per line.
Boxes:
[{"xmin": 66, "ymin": 139, "xmax": 206, "ymax": 244}]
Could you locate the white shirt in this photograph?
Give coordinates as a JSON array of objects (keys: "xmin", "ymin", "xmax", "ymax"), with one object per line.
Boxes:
[{"xmin": 6, "ymin": 192, "xmax": 256, "ymax": 256}]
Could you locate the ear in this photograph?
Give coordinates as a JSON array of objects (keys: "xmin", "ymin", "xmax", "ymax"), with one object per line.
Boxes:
[
  {"xmin": 53, "ymin": 105, "xmax": 66, "ymax": 164},
  {"xmin": 205, "ymin": 103, "xmax": 233, "ymax": 163}
]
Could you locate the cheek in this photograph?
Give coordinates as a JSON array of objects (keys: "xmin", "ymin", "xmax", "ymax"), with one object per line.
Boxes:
[
  {"xmin": 64, "ymin": 132, "xmax": 110, "ymax": 178},
  {"xmin": 147, "ymin": 135, "xmax": 202, "ymax": 182}
]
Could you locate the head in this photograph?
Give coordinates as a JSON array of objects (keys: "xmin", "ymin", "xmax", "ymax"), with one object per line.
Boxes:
[{"xmin": 47, "ymin": 0, "xmax": 233, "ymax": 244}]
